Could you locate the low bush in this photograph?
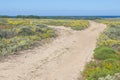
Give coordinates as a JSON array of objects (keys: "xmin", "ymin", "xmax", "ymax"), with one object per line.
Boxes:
[
  {"xmin": 83, "ymin": 59, "xmax": 120, "ymax": 80},
  {"xmin": 94, "ymin": 47, "xmax": 117, "ymax": 60},
  {"xmin": 0, "ymin": 29, "xmax": 14, "ymax": 39},
  {"xmin": 0, "ymin": 37, "xmax": 33, "ymax": 55},
  {"xmin": 17, "ymin": 27, "xmax": 35, "ymax": 36},
  {"xmin": 104, "ymin": 25, "xmax": 120, "ymax": 40}
]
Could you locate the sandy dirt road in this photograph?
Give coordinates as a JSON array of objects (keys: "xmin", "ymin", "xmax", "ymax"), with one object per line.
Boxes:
[{"xmin": 0, "ymin": 21, "xmax": 106, "ymax": 80}]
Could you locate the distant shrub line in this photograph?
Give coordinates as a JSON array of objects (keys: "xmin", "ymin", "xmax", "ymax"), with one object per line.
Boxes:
[
  {"xmin": 39, "ymin": 19, "xmax": 89, "ymax": 30},
  {"xmin": 0, "ymin": 15, "xmax": 102, "ymax": 20}
]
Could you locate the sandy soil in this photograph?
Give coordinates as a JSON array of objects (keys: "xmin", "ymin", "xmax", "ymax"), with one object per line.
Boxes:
[{"xmin": 0, "ymin": 21, "xmax": 106, "ymax": 80}]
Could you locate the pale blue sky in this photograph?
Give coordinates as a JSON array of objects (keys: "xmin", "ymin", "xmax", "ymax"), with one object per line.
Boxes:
[{"xmin": 0, "ymin": 0, "xmax": 120, "ymax": 16}]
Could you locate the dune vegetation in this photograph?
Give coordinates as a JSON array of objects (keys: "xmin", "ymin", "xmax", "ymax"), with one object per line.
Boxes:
[
  {"xmin": 0, "ymin": 18, "xmax": 57, "ymax": 55},
  {"xmin": 83, "ymin": 20, "xmax": 120, "ymax": 80},
  {"xmin": 39, "ymin": 19, "xmax": 89, "ymax": 30},
  {"xmin": 0, "ymin": 18, "xmax": 89, "ymax": 56}
]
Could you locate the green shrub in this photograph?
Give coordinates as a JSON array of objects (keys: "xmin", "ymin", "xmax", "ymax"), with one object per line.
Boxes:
[
  {"xmin": 40, "ymin": 33, "xmax": 50, "ymax": 39},
  {"xmin": 83, "ymin": 61, "xmax": 109, "ymax": 80},
  {"xmin": 94, "ymin": 47, "xmax": 117, "ymax": 60},
  {"xmin": 83, "ymin": 59, "xmax": 120, "ymax": 80},
  {"xmin": 0, "ymin": 29, "xmax": 14, "ymax": 38},
  {"xmin": 17, "ymin": 26, "xmax": 35, "ymax": 36},
  {"xmin": 104, "ymin": 25, "xmax": 120, "ymax": 40},
  {"xmin": 71, "ymin": 26, "xmax": 84, "ymax": 30},
  {"xmin": 0, "ymin": 37, "xmax": 34, "ymax": 55}
]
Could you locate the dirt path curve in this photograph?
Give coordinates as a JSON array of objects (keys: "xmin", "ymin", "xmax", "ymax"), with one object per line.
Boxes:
[{"xmin": 0, "ymin": 21, "xmax": 106, "ymax": 80}]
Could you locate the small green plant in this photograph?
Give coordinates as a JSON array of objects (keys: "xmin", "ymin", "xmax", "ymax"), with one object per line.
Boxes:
[
  {"xmin": 83, "ymin": 59, "xmax": 120, "ymax": 80},
  {"xmin": 94, "ymin": 47, "xmax": 117, "ymax": 60}
]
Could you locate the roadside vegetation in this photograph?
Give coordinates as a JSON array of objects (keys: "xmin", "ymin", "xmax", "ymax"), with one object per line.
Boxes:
[
  {"xmin": 0, "ymin": 18, "xmax": 56, "ymax": 55},
  {"xmin": 0, "ymin": 18, "xmax": 89, "ymax": 56},
  {"xmin": 39, "ymin": 19, "xmax": 89, "ymax": 30},
  {"xmin": 83, "ymin": 19, "xmax": 120, "ymax": 80}
]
